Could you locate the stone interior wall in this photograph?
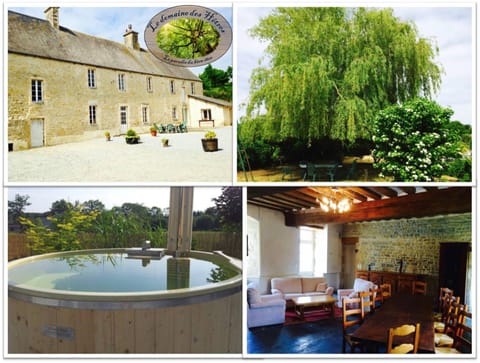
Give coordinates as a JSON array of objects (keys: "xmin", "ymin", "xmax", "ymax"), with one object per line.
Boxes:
[
  {"xmin": 8, "ymin": 53, "xmax": 202, "ymax": 150},
  {"xmin": 342, "ymin": 213, "xmax": 471, "ymax": 276}
]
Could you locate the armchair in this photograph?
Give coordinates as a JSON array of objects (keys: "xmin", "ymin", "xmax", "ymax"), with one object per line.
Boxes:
[
  {"xmin": 247, "ymin": 285, "xmax": 286, "ymax": 328},
  {"xmin": 337, "ymin": 278, "xmax": 378, "ymax": 308}
]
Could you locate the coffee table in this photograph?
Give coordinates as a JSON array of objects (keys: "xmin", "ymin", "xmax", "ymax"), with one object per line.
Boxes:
[{"xmin": 291, "ymin": 295, "xmax": 338, "ymax": 320}]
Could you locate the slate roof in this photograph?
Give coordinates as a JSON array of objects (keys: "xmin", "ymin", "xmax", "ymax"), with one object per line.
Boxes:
[
  {"xmin": 8, "ymin": 10, "xmax": 200, "ymax": 82},
  {"xmin": 188, "ymin": 94, "xmax": 232, "ymax": 107}
]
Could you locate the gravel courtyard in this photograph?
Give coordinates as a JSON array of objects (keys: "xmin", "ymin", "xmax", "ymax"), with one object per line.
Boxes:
[{"xmin": 8, "ymin": 127, "xmax": 232, "ymax": 183}]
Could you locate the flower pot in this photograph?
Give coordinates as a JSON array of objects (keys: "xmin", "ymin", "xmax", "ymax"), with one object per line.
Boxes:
[
  {"xmin": 151, "ymin": 130, "xmax": 157, "ymax": 137},
  {"xmin": 202, "ymin": 138, "xmax": 218, "ymax": 152},
  {"xmin": 125, "ymin": 137, "xmax": 140, "ymax": 144}
]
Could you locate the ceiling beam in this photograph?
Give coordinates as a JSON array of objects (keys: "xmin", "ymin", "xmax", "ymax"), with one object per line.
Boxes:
[{"xmin": 285, "ymin": 187, "xmax": 471, "ymax": 227}]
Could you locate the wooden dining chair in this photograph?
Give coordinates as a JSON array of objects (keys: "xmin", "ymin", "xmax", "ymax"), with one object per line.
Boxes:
[
  {"xmin": 387, "ymin": 323, "xmax": 420, "ymax": 354},
  {"xmin": 435, "ymin": 309, "xmax": 472, "ymax": 354},
  {"xmin": 412, "ymin": 280, "xmax": 427, "ymax": 295},
  {"xmin": 342, "ymin": 297, "xmax": 365, "ymax": 353},
  {"xmin": 359, "ymin": 291, "xmax": 375, "ymax": 314},
  {"xmin": 370, "ymin": 287, "xmax": 383, "ymax": 309},
  {"xmin": 435, "ymin": 287, "xmax": 454, "ymax": 320},
  {"xmin": 380, "ymin": 283, "xmax": 392, "ymax": 300},
  {"xmin": 435, "ymin": 295, "xmax": 460, "ymax": 333},
  {"xmin": 435, "ymin": 301, "xmax": 468, "ymax": 347}
]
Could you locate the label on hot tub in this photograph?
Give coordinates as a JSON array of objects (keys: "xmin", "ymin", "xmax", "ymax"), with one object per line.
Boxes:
[{"xmin": 42, "ymin": 325, "xmax": 75, "ymax": 340}]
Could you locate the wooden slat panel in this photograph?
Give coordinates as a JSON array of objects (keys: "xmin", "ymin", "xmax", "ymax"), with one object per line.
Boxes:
[
  {"xmin": 155, "ymin": 306, "xmax": 175, "ymax": 352},
  {"xmin": 134, "ymin": 309, "xmax": 156, "ymax": 353},
  {"xmin": 93, "ymin": 310, "xmax": 114, "ymax": 353}
]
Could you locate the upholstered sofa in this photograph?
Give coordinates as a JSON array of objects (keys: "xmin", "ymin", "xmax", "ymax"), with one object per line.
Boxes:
[
  {"xmin": 270, "ymin": 277, "xmax": 334, "ymax": 305},
  {"xmin": 336, "ymin": 278, "xmax": 378, "ymax": 308},
  {"xmin": 247, "ymin": 284, "xmax": 286, "ymax": 328}
]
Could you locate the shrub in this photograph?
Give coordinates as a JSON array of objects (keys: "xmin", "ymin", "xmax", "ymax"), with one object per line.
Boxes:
[{"xmin": 372, "ymin": 98, "xmax": 462, "ymax": 181}]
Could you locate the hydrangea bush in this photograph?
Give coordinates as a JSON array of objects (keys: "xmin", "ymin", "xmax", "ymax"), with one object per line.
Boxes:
[{"xmin": 372, "ymin": 98, "xmax": 461, "ymax": 181}]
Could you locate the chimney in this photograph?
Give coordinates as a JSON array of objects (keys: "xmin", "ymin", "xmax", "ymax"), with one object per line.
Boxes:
[
  {"xmin": 123, "ymin": 24, "xmax": 140, "ymax": 50},
  {"xmin": 44, "ymin": 7, "xmax": 59, "ymax": 29}
]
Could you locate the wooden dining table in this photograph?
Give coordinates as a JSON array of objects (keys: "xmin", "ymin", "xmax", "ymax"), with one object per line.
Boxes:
[{"xmin": 351, "ymin": 294, "xmax": 435, "ymax": 353}]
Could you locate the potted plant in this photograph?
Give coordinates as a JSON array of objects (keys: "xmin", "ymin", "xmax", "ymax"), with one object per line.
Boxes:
[
  {"xmin": 104, "ymin": 131, "xmax": 111, "ymax": 141},
  {"xmin": 125, "ymin": 129, "xmax": 140, "ymax": 144},
  {"xmin": 201, "ymin": 130, "xmax": 218, "ymax": 152},
  {"xmin": 162, "ymin": 138, "xmax": 169, "ymax": 147},
  {"xmin": 150, "ymin": 126, "xmax": 157, "ymax": 137}
]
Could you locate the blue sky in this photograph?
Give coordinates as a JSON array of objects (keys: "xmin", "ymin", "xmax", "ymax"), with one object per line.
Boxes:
[
  {"xmin": 236, "ymin": 5, "xmax": 474, "ymax": 125},
  {"xmin": 7, "ymin": 187, "xmax": 223, "ymax": 213},
  {"xmin": 8, "ymin": 5, "xmax": 233, "ymax": 75}
]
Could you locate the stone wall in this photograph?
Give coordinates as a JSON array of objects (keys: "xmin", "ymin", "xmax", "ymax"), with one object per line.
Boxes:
[
  {"xmin": 342, "ymin": 213, "xmax": 471, "ymax": 276},
  {"xmin": 8, "ymin": 53, "xmax": 203, "ymax": 150}
]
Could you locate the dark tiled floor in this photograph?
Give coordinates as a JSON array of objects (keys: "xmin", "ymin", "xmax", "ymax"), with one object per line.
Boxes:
[{"xmin": 247, "ymin": 317, "xmax": 344, "ymax": 354}]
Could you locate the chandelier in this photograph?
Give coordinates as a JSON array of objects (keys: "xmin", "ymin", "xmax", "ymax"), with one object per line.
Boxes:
[{"xmin": 316, "ymin": 190, "xmax": 352, "ymax": 213}]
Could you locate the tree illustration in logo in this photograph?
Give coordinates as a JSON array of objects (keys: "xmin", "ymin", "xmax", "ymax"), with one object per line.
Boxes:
[{"xmin": 157, "ymin": 18, "xmax": 220, "ymax": 59}]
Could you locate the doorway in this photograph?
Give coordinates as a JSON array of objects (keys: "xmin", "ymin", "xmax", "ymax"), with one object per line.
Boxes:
[
  {"xmin": 30, "ymin": 119, "xmax": 44, "ymax": 147},
  {"xmin": 438, "ymin": 242, "xmax": 470, "ymax": 303},
  {"xmin": 120, "ymin": 106, "xmax": 128, "ymax": 134},
  {"xmin": 342, "ymin": 243, "xmax": 356, "ymax": 289}
]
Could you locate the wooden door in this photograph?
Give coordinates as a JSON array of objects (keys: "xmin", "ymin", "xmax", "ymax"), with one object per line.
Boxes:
[
  {"xmin": 30, "ymin": 119, "xmax": 44, "ymax": 147},
  {"xmin": 439, "ymin": 242, "xmax": 470, "ymax": 302}
]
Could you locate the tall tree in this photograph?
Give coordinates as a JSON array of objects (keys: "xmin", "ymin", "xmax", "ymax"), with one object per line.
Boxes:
[
  {"xmin": 8, "ymin": 194, "xmax": 31, "ymax": 227},
  {"xmin": 199, "ymin": 64, "xmax": 232, "ymax": 101},
  {"xmin": 246, "ymin": 7, "xmax": 442, "ymax": 144},
  {"xmin": 213, "ymin": 187, "xmax": 242, "ymax": 232}
]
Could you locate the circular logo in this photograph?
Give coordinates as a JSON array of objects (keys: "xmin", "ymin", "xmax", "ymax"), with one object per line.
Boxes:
[{"xmin": 144, "ymin": 6, "xmax": 232, "ymax": 67}]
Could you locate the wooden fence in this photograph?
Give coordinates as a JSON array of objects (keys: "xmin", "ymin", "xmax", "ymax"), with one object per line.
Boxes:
[{"xmin": 8, "ymin": 231, "xmax": 242, "ymax": 261}]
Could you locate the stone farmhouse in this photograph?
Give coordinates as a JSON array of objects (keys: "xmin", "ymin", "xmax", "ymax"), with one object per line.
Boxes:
[{"xmin": 8, "ymin": 8, "xmax": 231, "ymax": 150}]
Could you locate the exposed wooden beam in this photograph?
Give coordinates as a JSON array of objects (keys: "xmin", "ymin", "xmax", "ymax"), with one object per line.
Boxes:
[
  {"xmin": 397, "ymin": 187, "xmax": 418, "ymax": 195},
  {"xmin": 285, "ymin": 187, "xmax": 471, "ymax": 227},
  {"xmin": 349, "ymin": 187, "xmax": 383, "ymax": 200},
  {"xmin": 247, "ymin": 187, "xmax": 301, "ymax": 199},
  {"xmin": 368, "ymin": 187, "xmax": 399, "ymax": 198}
]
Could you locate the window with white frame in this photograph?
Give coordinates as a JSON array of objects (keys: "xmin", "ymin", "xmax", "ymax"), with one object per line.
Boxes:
[
  {"xmin": 146, "ymin": 76, "xmax": 153, "ymax": 92},
  {"xmin": 31, "ymin": 79, "xmax": 43, "ymax": 103},
  {"xmin": 299, "ymin": 227, "xmax": 327, "ymax": 276},
  {"xmin": 88, "ymin": 69, "xmax": 96, "ymax": 88},
  {"xmin": 89, "ymin": 105, "xmax": 97, "ymax": 125},
  {"xmin": 118, "ymin": 74, "xmax": 126, "ymax": 91},
  {"xmin": 141, "ymin": 105, "xmax": 149, "ymax": 124},
  {"xmin": 170, "ymin": 80, "xmax": 175, "ymax": 94}
]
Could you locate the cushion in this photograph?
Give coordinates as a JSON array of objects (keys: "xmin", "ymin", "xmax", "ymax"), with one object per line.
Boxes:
[
  {"xmin": 301, "ymin": 277, "xmax": 324, "ymax": 292},
  {"xmin": 247, "ymin": 287, "xmax": 261, "ymax": 307},
  {"xmin": 348, "ymin": 291, "xmax": 358, "ymax": 299},
  {"xmin": 316, "ymin": 282, "xmax": 328, "ymax": 292},
  {"xmin": 271, "ymin": 278, "xmax": 302, "ymax": 294}
]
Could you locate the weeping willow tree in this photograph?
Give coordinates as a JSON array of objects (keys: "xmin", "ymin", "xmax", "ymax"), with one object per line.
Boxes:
[{"xmin": 246, "ymin": 7, "xmax": 443, "ymax": 145}]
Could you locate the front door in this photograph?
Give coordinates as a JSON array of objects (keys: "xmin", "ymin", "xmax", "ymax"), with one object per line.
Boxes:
[
  {"xmin": 120, "ymin": 106, "xmax": 128, "ymax": 134},
  {"xmin": 30, "ymin": 119, "xmax": 44, "ymax": 147}
]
